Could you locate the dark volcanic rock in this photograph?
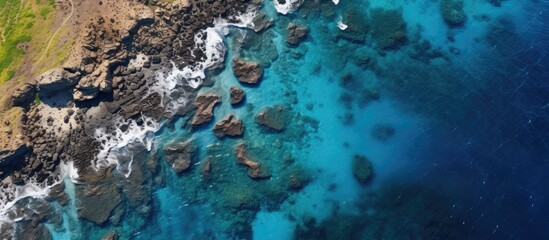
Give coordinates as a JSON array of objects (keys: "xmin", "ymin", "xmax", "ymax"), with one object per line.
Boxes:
[
  {"xmin": 229, "ymin": 86, "xmax": 245, "ymax": 105},
  {"xmin": 11, "ymin": 83, "xmax": 37, "ymax": 108},
  {"xmin": 191, "ymin": 94, "xmax": 220, "ymax": 126},
  {"xmin": 352, "ymin": 155, "xmax": 373, "ymax": 183},
  {"xmin": 286, "ymin": 23, "xmax": 308, "ymax": 45},
  {"xmin": 254, "ymin": 105, "xmax": 287, "ymax": 132},
  {"xmin": 76, "ymin": 182, "xmax": 123, "ymax": 225},
  {"xmin": 235, "ymin": 143, "xmax": 270, "ymax": 179},
  {"xmin": 213, "ymin": 114, "xmax": 244, "ymax": 139},
  {"xmin": 232, "ymin": 58, "xmax": 263, "ymax": 85},
  {"xmin": 163, "ymin": 139, "xmax": 197, "ymax": 173}
]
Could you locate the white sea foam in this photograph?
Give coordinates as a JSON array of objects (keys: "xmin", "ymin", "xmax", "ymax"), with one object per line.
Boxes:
[
  {"xmin": 59, "ymin": 161, "xmax": 80, "ymax": 183},
  {"xmin": 96, "ymin": 6, "xmax": 262, "ymax": 177},
  {"xmin": 150, "ymin": 7, "xmax": 260, "ymax": 115},
  {"xmin": 0, "ymin": 160, "xmax": 78, "ymax": 226},
  {"xmin": 337, "ymin": 20, "xmax": 348, "ymax": 30},
  {"xmin": 94, "ymin": 116, "xmax": 159, "ymax": 177},
  {"xmin": 273, "ymin": 0, "xmax": 303, "ymax": 15}
]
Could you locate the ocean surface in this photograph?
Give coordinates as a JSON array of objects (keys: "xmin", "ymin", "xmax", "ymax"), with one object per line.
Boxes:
[{"xmin": 21, "ymin": 0, "xmax": 549, "ymax": 239}]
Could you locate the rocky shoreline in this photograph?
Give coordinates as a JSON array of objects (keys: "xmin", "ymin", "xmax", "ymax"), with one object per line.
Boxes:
[{"xmin": 1, "ymin": 0, "xmax": 265, "ymax": 238}]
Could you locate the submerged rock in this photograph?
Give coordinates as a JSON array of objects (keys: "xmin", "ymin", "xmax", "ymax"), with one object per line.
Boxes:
[
  {"xmin": 191, "ymin": 94, "xmax": 220, "ymax": 126},
  {"xmin": 255, "ymin": 105, "xmax": 287, "ymax": 132},
  {"xmin": 286, "ymin": 23, "xmax": 308, "ymax": 45},
  {"xmin": 235, "ymin": 143, "xmax": 270, "ymax": 179},
  {"xmin": 352, "ymin": 155, "xmax": 373, "ymax": 183},
  {"xmin": 213, "ymin": 114, "xmax": 244, "ymax": 139},
  {"xmin": 102, "ymin": 231, "xmax": 119, "ymax": 240},
  {"xmin": 370, "ymin": 8, "xmax": 407, "ymax": 49},
  {"xmin": 163, "ymin": 139, "xmax": 197, "ymax": 173},
  {"xmin": 337, "ymin": 9, "xmax": 369, "ymax": 43},
  {"xmin": 76, "ymin": 182, "xmax": 123, "ymax": 225},
  {"xmin": 232, "ymin": 58, "xmax": 263, "ymax": 85},
  {"xmin": 230, "ymin": 86, "xmax": 245, "ymax": 105},
  {"xmin": 371, "ymin": 124, "xmax": 395, "ymax": 141},
  {"xmin": 440, "ymin": 0, "xmax": 466, "ymax": 26}
]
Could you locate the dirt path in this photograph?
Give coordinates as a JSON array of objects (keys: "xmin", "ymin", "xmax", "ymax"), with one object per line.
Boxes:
[
  {"xmin": 32, "ymin": 0, "xmax": 74, "ymax": 73},
  {"xmin": 0, "ymin": 0, "xmax": 25, "ymax": 43}
]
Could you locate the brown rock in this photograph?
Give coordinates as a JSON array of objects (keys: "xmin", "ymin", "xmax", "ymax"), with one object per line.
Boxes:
[
  {"xmin": 213, "ymin": 114, "xmax": 243, "ymax": 139},
  {"xmin": 235, "ymin": 143, "xmax": 270, "ymax": 179},
  {"xmin": 254, "ymin": 105, "xmax": 287, "ymax": 132},
  {"xmin": 286, "ymin": 23, "xmax": 308, "ymax": 45},
  {"xmin": 73, "ymin": 61, "xmax": 114, "ymax": 101},
  {"xmin": 102, "ymin": 231, "xmax": 119, "ymax": 240},
  {"xmin": 232, "ymin": 58, "xmax": 263, "ymax": 85},
  {"xmin": 229, "ymin": 86, "xmax": 245, "ymax": 105},
  {"xmin": 163, "ymin": 139, "xmax": 197, "ymax": 173},
  {"xmin": 201, "ymin": 158, "xmax": 211, "ymax": 177},
  {"xmin": 191, "ymin": 94, "xmax": 220, "ymax": 126}
]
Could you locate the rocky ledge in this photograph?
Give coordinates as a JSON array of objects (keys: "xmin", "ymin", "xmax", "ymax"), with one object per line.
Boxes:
[
  {"xmin": 232, "ymin": 58, "xmax": 263, "ymax": 85},
  {"xmin": 213, "ymin": 114, "xmax": 244, "ymax": 139},
  {"xmin": 235, "ymin": 143, "xmax": 270, "ymax": 179}
]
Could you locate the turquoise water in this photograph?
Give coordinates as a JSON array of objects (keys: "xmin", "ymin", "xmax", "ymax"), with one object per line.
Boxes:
[{"xmin": 44, "ymin": 0, "xmax": 549, "ymax": 239}]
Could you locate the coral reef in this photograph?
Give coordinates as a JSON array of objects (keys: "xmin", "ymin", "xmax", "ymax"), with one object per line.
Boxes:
[{"xmin": 369, "ymin": 8, "xmax": 407, "ymax": 49}]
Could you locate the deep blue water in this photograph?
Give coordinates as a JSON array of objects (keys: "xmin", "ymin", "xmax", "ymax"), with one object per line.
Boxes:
[{"xmin": 43, "ymin": 0, "xmax": 549, "ymax": 239}]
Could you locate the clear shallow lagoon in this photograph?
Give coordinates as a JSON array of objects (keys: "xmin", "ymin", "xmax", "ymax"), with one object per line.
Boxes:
[{"xmin": 44, "ymin": 0, "xmax": 549, "ymax": 239}]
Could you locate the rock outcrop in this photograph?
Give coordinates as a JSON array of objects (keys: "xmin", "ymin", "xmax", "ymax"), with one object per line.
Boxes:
[
  {"xmin": 191, "ymin": 94, "xmax": 220, "ymax": 126},
  {"xmin": 235, "ymin": 143, "xmax": 270, "ymax": 179},
  {"xmin": 254, "ymin": 105, "xmax": 287, "ymax": 132},
  {"xmin": 229, "ymin": 86, "xmax": 245, "ymax": 105},
  {"xmin": 232, "ymin": 58, "xmax": 263, "ymax": 85},
  {"xmin": 213, "ymin": 114, "xmax": 244, "ymax": 139},
  {"xmin": 286, "ymin": 23, "xmax": 308, "ymax": 45},
  {"xmin": 36, "ymin": 68, "xmax": 81, "ymax": 96},
  {"xmin": 163, "ymin": 139, "xmax": 197, "ymax": 173},
  {"xmin": 73, "ymin": 62, "xmax": 113, "ymax": 101},
  {"xmin": 11, "ymin": 84, "xmax": 37, "ymax": 108}
]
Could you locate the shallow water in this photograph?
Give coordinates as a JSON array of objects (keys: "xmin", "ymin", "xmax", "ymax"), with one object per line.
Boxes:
[{"xmin": 38, "ymin": 0, "xmax": 549, "ymax": 239}]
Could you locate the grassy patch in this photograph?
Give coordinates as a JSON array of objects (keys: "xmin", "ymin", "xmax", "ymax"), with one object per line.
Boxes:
[{"xmin": 0, "ymin": 0, "xmax": 56, "ymax": 83}]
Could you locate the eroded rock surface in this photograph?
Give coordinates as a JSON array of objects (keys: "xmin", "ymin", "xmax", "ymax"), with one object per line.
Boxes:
[
  {"xmin": 286, "ymin": 23, "xmax": 308, "ymax": 45},
  {"xmin": 163, "ymin": 139, "xmax": 197, "ymax": 173},
  {"xmin": 232, "ymin": 58, "xmax": 263, "ymax": 85},
  {"xmin": 229, "ymin": 86, "xmax": 245, "ymax": 105},
  {"xmin": 235, "ymin": 143, "xmax": 270, "ymax": 179},
  {"xmin": 36, "ymin": 68, "xmax": 81, "ymax": 96},
  {"xmin": 76, "ymin": 180, "xmax": 123, "ymax": 225},
  {"xmin": 191, "ymin": 94, "xmax": 220, "ymax": 126},
  {"xmin": 213, "ymin": 114, "xmax": 244, "ymax": 139}
]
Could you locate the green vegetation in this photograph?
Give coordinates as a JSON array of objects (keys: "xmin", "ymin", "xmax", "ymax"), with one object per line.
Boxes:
[
  {"xmin": 0, "ymin": 0, "xmax": 56, "ymax": 83},
  {"xmin": 34, "ymin": 93, "xmax": 41, "ymax": 105}
]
